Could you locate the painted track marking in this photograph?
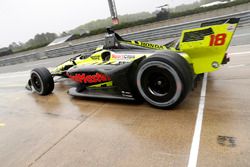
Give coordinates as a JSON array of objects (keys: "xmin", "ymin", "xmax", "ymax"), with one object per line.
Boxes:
[
  {"xmin": 0, "ymin": 67, "xmax": 54, "ymax": 79},
  {"xmin": 0, "ymin": 123, "xmax": 5, "ymax": 127},
  {"xmin": 234, "ymin": 32, "xmax": 250, "ymax": 37},
  {"xmin": 228, "ymin": 64, "xmax": 246, "ymax": 68},
  {"xmin": 187, "ymin": 73, "xmax": 208, "ymax": 167},
  {"xmin": 0, "ymin": 84, "xmax": 27, "ymax": 88},
  {"xmin": 229, "ymin": 51, "xmax": 250, "ymax": 56},
  {"xmin": 25, "ymin": 62, "xmax": 51, "ymax": 68}
]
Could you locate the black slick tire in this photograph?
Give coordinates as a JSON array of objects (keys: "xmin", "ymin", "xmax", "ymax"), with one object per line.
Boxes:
[
  {"xmin": 136, "ymin": 53, "xmax": 193, "ymax": 109},
  {"xmin": 30, "ymin": 67, "xmax": 54, "ymax": 95}
]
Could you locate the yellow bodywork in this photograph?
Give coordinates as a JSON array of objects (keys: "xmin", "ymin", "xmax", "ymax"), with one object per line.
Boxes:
[
  {"xmin": 123, "ymin": 40, "xmax": 167, "ymax": 50},
  {"xmin": 51, "ymin": 50, "xmax": 149, "ymax": 75},
  {"xmin": 178, "ymin": 23, "xmax": 237, "ymax": 74},
  {"xmin": 52, "ymin": 21, "xmax": 238, "ymax": 76}
]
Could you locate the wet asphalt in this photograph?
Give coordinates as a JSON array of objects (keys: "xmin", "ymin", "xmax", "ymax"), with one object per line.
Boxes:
[{"xmin": 0, "ymin": 45, "xmax": 250, "ymax": 166}]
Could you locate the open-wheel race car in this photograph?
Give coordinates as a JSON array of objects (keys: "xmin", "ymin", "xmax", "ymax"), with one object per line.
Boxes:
[{"xmin": 26, "ymin": 18, "xmax": 239, "ymax": 109}]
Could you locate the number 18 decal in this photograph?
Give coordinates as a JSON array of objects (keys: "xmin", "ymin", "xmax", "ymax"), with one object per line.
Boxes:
[{"xmin": 209, "ymin": 33, "xmax": 227, "ymax": 46}]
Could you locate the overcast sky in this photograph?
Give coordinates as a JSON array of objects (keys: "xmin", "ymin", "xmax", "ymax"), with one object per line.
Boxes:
[{"xmin": 0, "ymin": 0, "xmax": 197, "ymax": 47}]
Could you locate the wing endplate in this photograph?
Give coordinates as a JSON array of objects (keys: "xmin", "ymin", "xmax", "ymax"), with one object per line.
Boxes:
[{"xmin": 179, "ymin": 18, "xmax": 239, "ymax": 74}]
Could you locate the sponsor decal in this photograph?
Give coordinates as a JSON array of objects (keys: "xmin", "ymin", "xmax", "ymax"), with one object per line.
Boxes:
[
  {"xmin": 68, "ymin": 73, "xmax": 111, "ymax": 84},
  {"xmin": 139, "ymin": 42, "xmax": 165, "ymax": 49},
  {"xmin": 112, "ymin": 54, "xmax": 135, "ymax": 60},
  {"xmin": 91, "ymin": 55, "xmax": 100, "ymax": 60},
  {"xmin": 209, "ymin": 33, "xmax": 227, "ymax": 46}
]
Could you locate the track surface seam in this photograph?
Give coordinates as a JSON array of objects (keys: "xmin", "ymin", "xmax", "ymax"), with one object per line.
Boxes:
[{"xmin": 28, "ymin": 103, "xmax": 106, "ymax": 167}]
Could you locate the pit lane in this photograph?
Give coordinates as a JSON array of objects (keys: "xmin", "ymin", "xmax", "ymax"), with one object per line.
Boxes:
[{"xmin": 0, "ymin": 44, "xmax": 250, "ymax": 167}]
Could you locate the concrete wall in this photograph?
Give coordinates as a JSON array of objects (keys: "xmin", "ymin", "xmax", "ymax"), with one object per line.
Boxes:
[
  {"xmin": 117, "ymin": 2, "xmax": 250, "ymax": 34},
  {"xmin": 71, "ymin": 2, "xmax": 250, "ymax": 44}
]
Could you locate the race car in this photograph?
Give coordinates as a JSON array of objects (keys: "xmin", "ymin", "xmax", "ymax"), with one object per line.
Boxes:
[{"xmin": 26, "ymin": 18, "xmax": 239, "ymax": 109}]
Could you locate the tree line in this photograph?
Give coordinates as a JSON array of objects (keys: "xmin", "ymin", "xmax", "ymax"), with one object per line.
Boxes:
[{"xmin": 0, "ymin": 0, "xmax": 248, "ymax": 56}]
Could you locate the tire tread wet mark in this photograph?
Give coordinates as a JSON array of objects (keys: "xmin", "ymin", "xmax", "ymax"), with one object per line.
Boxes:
[{"xmin": 217, "ymin": 136, "xmax": 237, "ymax": 147}]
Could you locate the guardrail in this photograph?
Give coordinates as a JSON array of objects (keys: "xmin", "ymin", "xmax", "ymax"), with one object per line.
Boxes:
[{"xmin": 1, "ymin": 10, "xmax": 250, "ymax": 67}]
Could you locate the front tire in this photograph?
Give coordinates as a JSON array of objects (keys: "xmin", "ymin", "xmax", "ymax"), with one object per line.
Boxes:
[
  {"xmin": 136, "ymin": 53, "xmax": 193, "ymax": 109},
  {"xmin": 30, "ymin": 67, "xmax": 54, "ymax": 95}
]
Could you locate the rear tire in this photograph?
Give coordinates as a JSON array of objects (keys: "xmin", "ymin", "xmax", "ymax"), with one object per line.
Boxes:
[
  {"xmin": 30, "ymin": 67, "xmax": 54, "ymax": 95},
  {"xmin": 136, "ymin": 53, "xmax": 193, "ymax": 109}
]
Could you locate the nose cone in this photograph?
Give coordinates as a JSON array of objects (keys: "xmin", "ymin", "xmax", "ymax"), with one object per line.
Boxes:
[
  {"xmin": 66, "ymin": 66, "xmax": 80, "ymax": 76},
  {"xmin": 67, "ymin": 65, "xmax": 100, "ymax": 76}
]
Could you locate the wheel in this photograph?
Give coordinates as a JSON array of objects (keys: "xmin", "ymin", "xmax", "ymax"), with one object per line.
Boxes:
[
  {"xmin": 136, "ymin": 53, "xmax": 193, "ymax": 109},
  {"xmin": 30, "ymin": 67, "xmax": 54, "ymax": 95}
]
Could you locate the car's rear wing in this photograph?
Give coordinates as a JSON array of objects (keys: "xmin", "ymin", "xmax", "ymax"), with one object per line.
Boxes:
[
  {"xmin": 179, "ymin": 18, "xmax": 240, "ymax": 74},
  {"xmin": 200, "ymin": 18, "xmax": 240, "ymax": 27}
]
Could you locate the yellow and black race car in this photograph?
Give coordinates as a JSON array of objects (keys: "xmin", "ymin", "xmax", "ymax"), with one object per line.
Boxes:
[{"xmin": 26, "ymin": 18, "xmax": 239, "ymax": 109}]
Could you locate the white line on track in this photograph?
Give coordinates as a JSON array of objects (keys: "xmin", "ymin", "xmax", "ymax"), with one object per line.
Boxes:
[
  {"xmin": 25, "ymin": 62, "xmax": 51, "ymax": 67},
  {"xmin": 0, "ymin": 67, "xmax": 54, "ymax": 79},
  {"xmin": 0, "ymin": 75, "xmax": 29, "ymax": 79},
  {"xmin": 229, "ymin": 51, "xmax": 250, "ymax": 56},
  {"xmin": 228, "ymin": 64, "xmax": 246, "ymax": 68},
  {"xmin": 187, "ymin": 73, "xmax": 208, "ymax": 167},
  {"xmin": 234, "ymin": 33, "xmax": 250, "ymax": 37},
  {"xmin": 0, "ymin": 84, "xmax": 25, "ymax": 88},
  {"xmin": 0, "ymin": 71, "xmax": 30, "ymax": 79},
  {"xmin": 0, "ymin": 70, "xmax": 30, "ymax": 76}
]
